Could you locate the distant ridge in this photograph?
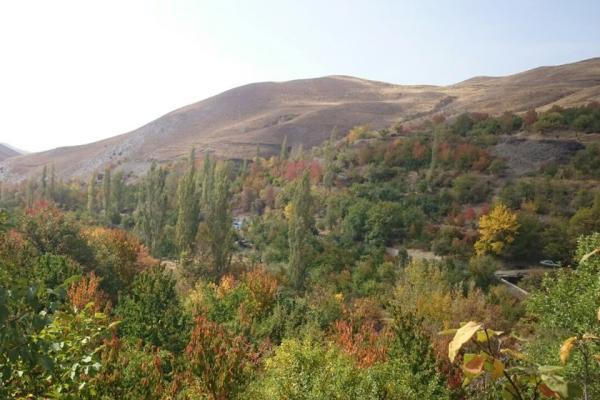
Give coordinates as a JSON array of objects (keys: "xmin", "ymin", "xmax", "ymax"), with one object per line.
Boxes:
[
  {"xmin": 0, "ymin": 143, "xmax": 23, "ymax": 162},
  {"xmin": 1, "ymin": 57, "xmax": 600, "ymax": 183}
]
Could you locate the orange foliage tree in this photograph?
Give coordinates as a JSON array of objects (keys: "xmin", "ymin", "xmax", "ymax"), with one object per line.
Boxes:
[
  {"xmin": 84, "ymin": 227, "xmax": 157, "ymax": 298},
  {"xmin": 68, "ymin": 272, "xmax": 111, "ymax": 313}
]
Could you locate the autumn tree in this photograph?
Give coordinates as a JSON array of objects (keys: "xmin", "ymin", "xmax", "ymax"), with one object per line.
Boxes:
[
  {"xmin": 474, "ymin": 203, "xmax": 519, "ymax": 256},
  {"xmin": 185, "ymin": 316, "xmax": 254, "ymax": 399},
  {"xmin": 175, "ymin": 149, "xmax": 199, "ymax": 259},
  {"xmin": 287, "ymin": 171, "xmax": 314, "ymax": 291},
  {"xmin": 134, "ymin": 162, "xmax": 168, "ymax": 256},
  {"xmin": 84, "ymin": 227, "xmax": 155, "ymax": 298}
]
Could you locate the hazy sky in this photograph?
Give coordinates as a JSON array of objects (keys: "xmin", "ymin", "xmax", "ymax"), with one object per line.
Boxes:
[{"xmin": 1, "ymin": 0, "xmax": 599, "ymax": 152}]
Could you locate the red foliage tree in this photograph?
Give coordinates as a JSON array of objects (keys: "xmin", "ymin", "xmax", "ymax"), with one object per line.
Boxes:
[{"xmin": 185, "ymin": 317, "xmax": 257, "ymax": 400}]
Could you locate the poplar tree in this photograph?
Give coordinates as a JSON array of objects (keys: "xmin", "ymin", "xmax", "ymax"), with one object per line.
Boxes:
[
  {"xmin": 41, "ymin": 165, "xmax": 48, "ymax": 199},
  {"xmin": 175, "ymin": 149, "xmax": 199, "ymax": 257},
  {"xmin": 25, "ymin": 179, "xmax": 35, "ymax": 208},
  {"xmin": 279, "ymin": 135, "xmax": 289, "ymax": 161},
  {"xmin": 87, "ymin": 172, "xmax": 97, "ymax": 215},
  {"xmin": 134, "ymin": 162, "xmax": 168, "ymax": 256},
  {"xmin": 102, "ymin": 166, "xmax": 112, "ymax": 219},
  {"xmin": 200, "ymin": 152, "xmax": 214, "ymax": 212},
  {"xmin": 203, "ymin": 162, "xmax": 233, "ymax": 279},
  {"xmin": 323, "ymin": 129, "xmax": 337, "ymax": 190},
  {"xmin": 49, "ymin": 165, "xmax": 56, "ymax": 202},
  {"xmin": 111, "ymin": 171, "xmax": 125, "ymax": 215},
  {"xmin": 288, "ymin": 171, "xmax": 314, "ymax": 291}
]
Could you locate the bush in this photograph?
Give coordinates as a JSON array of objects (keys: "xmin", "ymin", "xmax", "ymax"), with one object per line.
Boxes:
[
  {"xmin": 533, "ymin": 111, "xmax": 564, "ymax": 132},
  {"xmin": 452, "ymin": 174, "xmax": 490, "ymax": 204}
]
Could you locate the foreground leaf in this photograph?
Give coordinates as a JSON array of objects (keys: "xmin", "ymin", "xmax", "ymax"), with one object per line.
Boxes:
[
  {"xmin": 559, "ymin": 337, "xmax": 577, "ymax": 364},
  {"xmin": 449, "ymin": 322, "xmax": 483, "ymax": 362}
]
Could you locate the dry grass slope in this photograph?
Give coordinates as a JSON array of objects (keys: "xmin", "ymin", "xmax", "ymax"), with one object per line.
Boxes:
[{"xmin": 1, "ymin": 57, "xmax": 599, "ymax": 182}]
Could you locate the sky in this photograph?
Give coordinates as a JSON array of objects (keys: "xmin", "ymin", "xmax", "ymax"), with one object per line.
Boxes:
[{"xmin": 1, "ymin": 0, "xmax": 599, "ymax": 153}]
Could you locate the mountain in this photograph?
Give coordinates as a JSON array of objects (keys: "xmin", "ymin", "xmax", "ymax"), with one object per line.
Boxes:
[
  {"xmin": 0, "ymin": 144, "xmax": 23, "ymax": 162},
  {"xmin": 1, "ymin": 57, "xmax": 599, "ymax": 183}
]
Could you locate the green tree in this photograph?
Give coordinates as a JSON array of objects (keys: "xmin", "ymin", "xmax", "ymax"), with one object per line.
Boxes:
[
  {"xmin": 87, "ymin": 172, "xmax": 97, "ymax": 216},
  {"xmin": 49, "ymin": 165, "xmax": 56, "ymax": 202},
  {"xmin": 200, "ymin": 152, "xmax": 215, "ymax": 211},
  {"xmin": 175, "ymin": 149, "xmax": 199, "ymax": 258},
  {"xmin": 287, "ymin": 171, "xmax": 314, "ymax": 291},
  {"xmin": 41, "ymin": 165, "xmax": 48, "ymax": 199},
  {"xmin": 247, "ymin": 338, "xmax": 369, "ymax": 400},
  {"xmin": 110, "ymin": 170, "xmax": 126, "ymax": 223},
  {"xmin": 134, "ymin": 162, "xmax": 168, "ymax": 255},
  {"xmin": 116, "ymin": 265, "xmax": 190, "ymax": 353},
  {"xmin": 279, "ymin": 135, "xmax": 289, "ymax": 161},
  {"xmin": 527, "ymin": 233, "xmax": 600, "ymax": 398},
  {"xmin": 201, "ymin": 163, "xmax": 233, "ymax": 279},
  {"xmin": 387, "ymin": 310, "xmax": 450, "ymax": 399},
  {"xmin": 102, "ymin": 166, "xmax": 112, "ymax": 220}
]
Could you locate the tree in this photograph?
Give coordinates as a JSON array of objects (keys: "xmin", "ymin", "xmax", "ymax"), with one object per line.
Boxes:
[
  {"xmin": 84, "ymin": 227, "xmax": 156, "ymax": 299},
  {"xmin": 102, "ymin": 166, "xmax": 112, "ymax": 220},
  {"xmin": 201, "ymin": 163, "xmax": 234, "ymax": 279},
  {"xmin": 323, "ymin": 129, "xmax": 337, "ymax": 190},
  {"xmin": 527, "ymin": 233, "xmax": 600, "ymax": 398},
  {"xmin": 116, "ymin": 265, "xmax": 190, "ymax": 353},
  {"xmin": 279, "ymin": 135, "xmax": 289, "ymax": 161},
  {"xmin": 287, "ymin": 171, "xmax": 314, "ymax": 290},
  {"xmin": 200, "ymin": 152, "xmax": 215, "ymax": 211},
  {"xmin": 247, "ymin": 338, "xmax": 367, "ymax": 399},
  {"xmin": 87, "ymin": 172, "xmax": 97, "ymax": 216},
  {"xmin": 25, "ymin": 179, "xmax": 35, "ymax": 208},
  {"xmin": 474, "ymin": 203, "xmax": 519, "ymax": 256},
  {"xmin": 21, "ymin": 201, "xmax": 93, "ymax": 265},
  {"xmin": 185, "ymin": 316, "xmax": 254, "ymax": 400},
  {"xmin": 110, "ymin": 170, "xmax": 125, "ymax": 222},
  {"xmin": 388, "ymin": 310, "xmax": 449, "ymax": 399},
  {"xmin": 134, "ymin": 162, "xmax": 168, "ymax": 256},
  {"xmin": 49, "ymin": 165, "xmax": 56, "ymax": 202},
  {"xmin": 40, "ymin": 165, "xmax": 48, "ymax": 199},
  {"xmin": 175, "ymin": 149, "xmax": 199, "ymax": 258}
]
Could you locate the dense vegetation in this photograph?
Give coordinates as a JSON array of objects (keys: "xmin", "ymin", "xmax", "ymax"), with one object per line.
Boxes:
[{"xmin": 0, "ymin": 104, "xmax": 599, "ymax": 399}]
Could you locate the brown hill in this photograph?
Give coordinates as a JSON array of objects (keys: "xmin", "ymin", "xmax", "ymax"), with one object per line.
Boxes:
[
  {"xmin": 0, "ymin": 144, "xmax": 21, "ymax": 162},
  {"xmin": 1, "ymin": 57, "xmax": 599, "ymax": 182}
]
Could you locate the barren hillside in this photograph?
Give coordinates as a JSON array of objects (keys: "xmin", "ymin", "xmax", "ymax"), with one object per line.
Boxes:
[{"xmin": 2, "ymin": 57, "xmax": 599, "ymax": 182}]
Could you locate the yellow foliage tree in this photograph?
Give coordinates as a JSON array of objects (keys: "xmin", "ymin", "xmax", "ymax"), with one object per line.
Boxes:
[
  {"xmin": 346, "ymin": 125, "xmax": 369, "ymax": 144},
  {"xmin": 474, "ymin": 203, "xmax": 519, "ymax": 256}
]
